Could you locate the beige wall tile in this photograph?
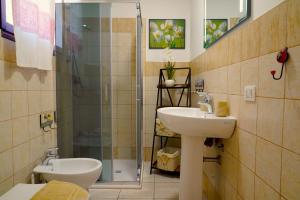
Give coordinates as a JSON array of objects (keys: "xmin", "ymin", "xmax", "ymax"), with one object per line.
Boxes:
[
  {"xmin": 117, "ymin": 105, "xmax": 132, "ymax": 119},
  {"xmin": 221, "ymin": 152, "xmax": 238, "ymax": 189},
  {"xmin": 257, "ymin": 98, "xmax": 284, "ymax": 145},
  {"xmin": 117, "ymin": 91, "xmax": 131, "ymax": 105},
  {"xmin": 224, "ymin": 128, "xmax": 238, "ymax": 158},
  {"xmin": 12, "ymin": 91, "xmax": 28, "ymax": 118},
  {"xmin": 0, "ymin": 91, "xmax": 11, "ymax": 121},
  {"xmin": 28, "ymin": 91, "xmax": 41, "ymax": 115},
  {"xmin": 12, "ymin": 117, "xmax": 29, "ymax": 146},
  {"xmin": 237, "ymin": 163, "xmax": 255, "ymax": 200},
  {"xmin": 256, "ymin": 138, "xmax": 282, "ymax": 192},
  {"xmin": 144, "ymin": 91, "xmax": 156, "ymax": 105},
  {"xmin": 40, "ymin": 71, "xmax": 54, "ymax": 91},
  {"xmin": 30, "ymin": 136, "xmax": 45, "ymax": 163},
  {"xmin": 0, "ymin": 37, "xmax": 16, "ymax": 63},
  {"xmin": 214, "ymin": 37, "xmax": 229, "ymax": 69},
  {"xmin": 198, "ymin": 71, "xmax": 212, "ymax": 93},
  {"xmin": 258, "ymin": 53, "xmax": 285, "ymax": 98},
  {"xmin": 13, "ymin": 142, "xmax": 30, "ymax": 173},
  {"xmin": 240, "ymin": 58, "xmax": 259, "ymax": 95},
  {"xmin": 239, "ymin": 99, "xmax": 257, "ymax": 134},
  {"xmin": 117, "ymin": 147, "xmax": 134, "ymax": 159},
  {"xmin": 13, "ymin": 163, "xmax": 34, "ymax": 184},
  {"xmin": 0, "ymin": 61, "xmax": 12, "ymax": 91},
  {"xmin": 117, "ymin": 76, "xmax": 132, "ymax": 91},
  {"xmin": 259, "ymin": 2, "xmax": 287, "ymax": 55},
  {"xmin": 117, "ymin": 132, "xmax": 132, "ymax": 147},
  {"xmin": 287, "ymin": 0, "xmax": 300, "ymax": 47},
  {"xmin": 228, "ymin": 95, "xmax": 240, "ymax": 119},
  {"xmin": 241, "ymin": 20, "xmax": 261, "ymax": 61},
  {"xmin": 255, "ymin": 176, "xmax": 280, "ymax": 200},
  {"xmin": 10, "ymin": 67, "xmax": 27, "ymax": 91},
  {"xmin": 0, "ymin": 120, "xmax": 12, "ymax": 153},
  {"xmin": 281, "ymin": 149, "xmax": 300, "ymax": 200},
  {"xmin": 238, "ymin": 129, "xmax": 256, "ymax": 171},
  {"xmin": 0, "ymin": 150, "xmax": 13, "ymax": 182},
  {"xmin": 285, "ymin": 46, "xmax": 300, "ymax": 99},
  {"xmin": 28, "ymin": 114, "xmax": 42, "ymax": 139},
  {"xmin": 224, "ymin": 181, "xmax": 237, "ymax": 200},
  {"xmin": 228, "ymin": 30, "xmax": 242, "ymax": 64},
  {"xmin": 117, "ymin": 118, "xmax": 131, "ymax": 135},
  {"xmin": 283, "ymin": 99, "xmax": 300, "ymax": 154},
  {"xmin": 0, "ymin": 177, "xmax": 13, "ymax": 196},
  {"xmin": 228, "ymin": 63, "xmax": 241, "ymax": 95},
  {"xmin": 40, "ymin": 91, "xmax": 54, "ymax": 112},
  {"xmin": 215, "ymin": 66, "xmax": 228, "ymax": 93},
  {"xmin": 27, "ymin": 70, "xmax": 41, "ymax": 91}
]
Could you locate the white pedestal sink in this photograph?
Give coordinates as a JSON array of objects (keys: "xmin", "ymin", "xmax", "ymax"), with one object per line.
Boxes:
[{"xmin": 157, "ymin": 107, "xmax": 236, "ymax": 200}]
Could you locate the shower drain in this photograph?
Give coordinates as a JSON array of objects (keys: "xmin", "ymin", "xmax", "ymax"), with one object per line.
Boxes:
[{"xmin": 115, "ymin": 170, "xmax": 122, "ymax": 173}]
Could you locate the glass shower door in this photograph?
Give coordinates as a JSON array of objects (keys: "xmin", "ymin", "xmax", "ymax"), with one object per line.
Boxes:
[{"xmin": 55, "ymin": 2, "xmax": 113, "ymax": 182}]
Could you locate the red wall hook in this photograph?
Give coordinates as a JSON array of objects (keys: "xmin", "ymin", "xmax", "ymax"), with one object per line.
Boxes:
[{"xmin": 270, "ymin": 47, "xmax": 289, "ymax": 80}]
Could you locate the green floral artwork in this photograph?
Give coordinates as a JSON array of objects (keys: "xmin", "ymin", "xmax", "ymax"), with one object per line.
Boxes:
[
  {"xmin": 149, "ymin": 19, "xmax": 185, "ymax": 49},
  {"xmin": 204, "ymin": 19, "xmax": 228, "ymax": 48}
]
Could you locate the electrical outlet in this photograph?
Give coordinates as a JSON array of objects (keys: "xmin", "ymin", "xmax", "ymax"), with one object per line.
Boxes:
[{"xmin": 244, "ymin": 85, "xmax": 256, "ymax": 102}]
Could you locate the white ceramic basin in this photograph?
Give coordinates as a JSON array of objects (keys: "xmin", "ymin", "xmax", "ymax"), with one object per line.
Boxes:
[
  {"xmin": 157, "ymin": 107, "xmax": 236, "ymax": 138},
  {"xmin": 33, "ymin": 158, "xmax": 102, "ymax": 189},
  {"xmin": 157, "ymin": 107, "xmax": 236, "ymax": 200}
]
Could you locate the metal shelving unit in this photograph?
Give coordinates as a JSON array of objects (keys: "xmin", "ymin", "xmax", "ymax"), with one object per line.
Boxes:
[{"xmin": 150, "ymin": 67, "xmax": 192, "ymax": 174}]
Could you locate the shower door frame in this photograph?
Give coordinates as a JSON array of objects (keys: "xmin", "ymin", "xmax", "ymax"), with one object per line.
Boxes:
[{"xmin": 136, "ymin": 1, "xmax": 143, "ymax": 182}]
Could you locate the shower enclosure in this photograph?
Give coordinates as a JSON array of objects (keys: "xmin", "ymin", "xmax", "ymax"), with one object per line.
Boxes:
[{"xmin": 55, "ymin": 1, "xmax": 143, "ymax": 185}]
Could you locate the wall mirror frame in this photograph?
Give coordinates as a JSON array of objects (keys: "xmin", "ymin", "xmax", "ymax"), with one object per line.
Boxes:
[{"xmin": 204, "ymin": 0, "xmax": 251, "ymax": 48}]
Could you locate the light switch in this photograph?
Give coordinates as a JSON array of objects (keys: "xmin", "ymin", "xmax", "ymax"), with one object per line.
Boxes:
[{"xmin": 244, "ymin": 85, "xmax": 256, "ymax": 102}]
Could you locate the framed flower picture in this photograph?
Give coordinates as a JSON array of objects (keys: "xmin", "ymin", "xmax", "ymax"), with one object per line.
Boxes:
[
  {"xmin": 149, "ymin": 19, "xmax": 185, "ymax": 49},
  {"xmin": 204, "ymin": 19, "xmax": 228, "ymax": 48}
]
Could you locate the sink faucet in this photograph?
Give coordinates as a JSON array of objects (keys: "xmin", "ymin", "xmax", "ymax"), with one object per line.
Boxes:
[
  {"xmin": 43, "ymin": 147, "xmax": 59, "ymax": 166},
  {"xmin": 196, "ymin": 92, "xmax": 214, "ymax": 113}
]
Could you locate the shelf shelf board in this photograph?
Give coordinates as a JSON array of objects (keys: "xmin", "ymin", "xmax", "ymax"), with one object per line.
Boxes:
[
  {"xmin": 151, "ymin": 161, "xmax": 180, "ymax": 174},
  {"xmin": 156, "ymin": 105, "xmax": 190, "ymax": 109},
  {"xmin": 157, "ymin": 83, "xmax": 190, "ymax": 89},
  {"xmin": 154, "ymin": 134, "xmax": 181, "ymax": 139}
]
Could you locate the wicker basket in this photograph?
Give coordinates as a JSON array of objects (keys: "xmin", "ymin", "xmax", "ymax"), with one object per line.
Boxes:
[{"xmin": 157, "ymin": 147, "xmax": 181, "ymax": 171}]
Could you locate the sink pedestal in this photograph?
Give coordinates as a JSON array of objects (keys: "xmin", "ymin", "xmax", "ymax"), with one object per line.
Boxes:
[{"xmin": 179, "ymin": 135, "xmax": 204, "ymax": 200}]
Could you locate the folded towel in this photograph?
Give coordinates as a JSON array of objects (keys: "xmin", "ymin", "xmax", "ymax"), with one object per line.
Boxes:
[
  {"xmin": 30, "ymin": 180, "xmax": 88, "ymax": 200},
  {"xmin": 156, "ymin": 118, "xmax": 180, "ymax": 137}
]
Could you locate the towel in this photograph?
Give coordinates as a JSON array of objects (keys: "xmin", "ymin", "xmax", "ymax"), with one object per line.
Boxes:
[
  {"xmin": 30, "ymin": 180, "xmax": 89, "ymax": 200},
  {"xmin": 156, "ymin": 119, "xmax": 180, "ymax": 137},
  {"xmin": 12, "ymin": 0, "xmax": 55, "ymax": 70}
]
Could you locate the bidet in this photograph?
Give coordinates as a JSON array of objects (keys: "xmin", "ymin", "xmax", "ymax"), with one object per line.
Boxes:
[{"xmin": 34, "ymin": 158, "xmax": 102, "ymax": 189}]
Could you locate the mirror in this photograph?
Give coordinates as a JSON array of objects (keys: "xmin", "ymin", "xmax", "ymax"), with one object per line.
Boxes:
[{"xmin": 204, "ymin": 0, "xmax": 251, "ymax": 48}]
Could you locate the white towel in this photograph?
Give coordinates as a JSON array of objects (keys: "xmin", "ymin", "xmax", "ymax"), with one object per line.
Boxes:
[{"xmin": 12, "ymin": 0, "xmax": 55, "ymax": 70}]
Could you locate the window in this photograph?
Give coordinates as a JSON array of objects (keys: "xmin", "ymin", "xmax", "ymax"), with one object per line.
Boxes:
[{"xmin": 0, "ymin": 0, "xmax": 14, "ymax": 41}]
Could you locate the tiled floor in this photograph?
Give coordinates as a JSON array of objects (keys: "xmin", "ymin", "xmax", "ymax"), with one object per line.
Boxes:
[{"xmin": 89, "ymin": 162, "xmax": 180, "ymax": 200}]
